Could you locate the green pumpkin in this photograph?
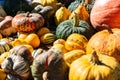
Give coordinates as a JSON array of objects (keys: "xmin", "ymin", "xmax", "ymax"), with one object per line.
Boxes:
[{"xmin": 56, "ymin": 12, "xmax": 95, "ymax": 40}]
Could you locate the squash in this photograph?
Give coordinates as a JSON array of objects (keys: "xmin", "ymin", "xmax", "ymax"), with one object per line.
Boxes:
[
  {"xmin": 1, "ymin": 54, "xmax": 31, "ymax": 79},
  {"xmin": 65, "ymin": 33, "xmax": 88, "ymax": 51},
  {"xmin": 10, "ymin": 45, "xmax": 33, "ymax": 65},
  {"xmin": 32, "ymin": 48, "xmax": 46, "ymax": 58},
  {"xmin": 0, "ymin": 69, "xmax": 6, "ymax": 80},
  {"xmin": 24, "ymin": 33, "xmax": 40, "ymax": 48},
  {"xmin": 56, "ymin": 12, "xmax": 95, "ymax": 40},
  {"xmin": 0, "ymin": 39, "xmax": 12, "ymax": 54},
  {"xmin": 32, "ymin": 0, "xmax": 59, "ymax": 12},
  {"xmin": 69, "ymin": 51, "xmax": 120, "ymax": 80},
  {"xmin": 0, "ymin": 16, "xmax": 17, "ymax": 37},
  {"xmin": 86, "ymin": 24, "xmax": 120, "ymax": 61},
  {"xmin": 18, "ymin": 32, "xmax": 29, "ymax": 40},
  {"xmin": 69, "ymin": 1, "xmax": 90, "ymax": 23},
  {"xmin": 12, "ymin": 12, "xmax": 44, "ymax": 32},
  {"xmin": 31, "ymin": 47, "xmax": 69, "ymax": 80},
  {"xmin": 64, "ymin": 49, "xmax": 85, "ymax": 67},
  {"xmin": 0, "ymin": 52, "xmax": 9, "ymax": 66},
  {"xmin": 53, "ymin": 38, "xmax": 66, "ymax": 45},
  {"xmin": 37, "ymin": 27, "xmax": 51, "ymax": 37},
  {"xmin": 90, "ymin": 0, "xmax": 120, "ymax": 30},
  {"xmin": 40, "ymin": 33, "xmax": 56, "ymax": 44},
  {"xmin": 55, "ymin": 6, "xmax": 71, "ymax": 25}
]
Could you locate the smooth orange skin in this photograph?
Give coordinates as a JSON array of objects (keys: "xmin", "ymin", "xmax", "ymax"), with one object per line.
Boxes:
[{"xmin": 90, "ymin": 0, "xmax": 120, "ymax": 30}]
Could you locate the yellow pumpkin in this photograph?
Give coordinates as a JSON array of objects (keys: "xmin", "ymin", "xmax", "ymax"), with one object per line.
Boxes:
[
  {"xmin": 53, "ymin": 39, "xmax": 66, "ymax": 45},
  {"xmin": 65, "ymin": 33, "xmax": 88, "ymax": 51},
  {"xmin": 18, "ymin": 32, "xmax": 28, "ymax": 40},
  {"xmin": 55, "ymin": 6, "xmax": 71, "ymax": 25},
  {"xmin": 24, "ymin": 33, "xmax": 40, "ymax": 48},
  {"xmin": 64, "ymin": 49, "xmax": 85, "ymax": 67},
  {"xmin": 12, "ymin": 39, "xmax": 28, "ymax": 47},
  {"xmin": 69, "ymin": 51, "xmax": 120, "ymax": 80}
]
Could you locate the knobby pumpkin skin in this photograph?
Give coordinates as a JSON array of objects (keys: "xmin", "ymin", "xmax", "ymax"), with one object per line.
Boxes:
[
  {"xmin": 69, "ymin": 51, "xmax": 120, "ymax": 80},
  {"xmin": 86, "ymin": 24, "xmax": 120, "ymax": 61},
  {"xmin": 90, "ymin": 0, "xmax": 120, "ymax": 30},
  {"xmin": 12, "ymin": 12, "xmax": 44, "ymax": 32}
]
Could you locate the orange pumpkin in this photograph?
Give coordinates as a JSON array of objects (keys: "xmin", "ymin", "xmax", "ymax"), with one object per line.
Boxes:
[
  {"xmin": 86, "ymin": 24, "xmax": 120, "ymax": 61},
  {"xmin": 90, "ymin": 0, "xmax": 120, "ymax": 30}
]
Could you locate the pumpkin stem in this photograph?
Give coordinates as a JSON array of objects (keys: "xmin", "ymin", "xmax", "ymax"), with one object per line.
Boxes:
[
  {"xmin": 26, "ymin": 12, "xmax": 30, "ymax": 17},
  {"xmin": 90, "ymin": 51, "xmax": 101, "ymax": 65},
  {"xmin": 73, "ymin": 12, "xmax": 80, "ymax": 27},
  {"xmin": 102, "ymin": 24, "xmax": 113, "ymax": 34}
]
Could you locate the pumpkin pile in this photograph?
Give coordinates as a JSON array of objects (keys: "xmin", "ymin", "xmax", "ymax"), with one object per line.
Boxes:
[{"xmin": 0, "ymin": 0, "xmax": 120, "ymax": 80}]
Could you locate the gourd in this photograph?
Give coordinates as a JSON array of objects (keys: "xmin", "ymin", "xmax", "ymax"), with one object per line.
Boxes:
[
  {"xmin": 64, "ymin": 49, "xmax": 85, "ymax": 67},
  {"xmin": 65, "ymin": 33, "xmax": 88, "ymax": 51},
  {"xmin": 69, "ymin": 51, "xmax": 120, "ymax": 80},
  {"xmin": 24, "ymin": 33, "xmax": 40, "ymax": 48},
  {"xmin": 53, "ymin": 39, "xmax": 66, "ymax": 45},
  {"xmin": 55, "ymin": 6, "xmax": 71, "ymax": 25},
  {"xmin": 31, "ymin": 47, "xmax": 69, "ymax": 80},
  {"xmin": 10, "ymin": 45, "xmax": 33, "ymax": 65},
  {"xmin": 90, "ymin": 0, "xmax": 120, "ymax": 30},
  {"xmin": 37, "ymin": 27, "xmax": 51, "ymax": 37},
  {"xmin": 1, "ymin": 54, "xmax": 31, "ymax": 80},
  {"xmin": 0, "ymin": 69, "xmax": 6, "ymax": 80},
  {"xmin": 56, "ymin": 12, "xmax": 95, "ymax": 40},
  {"xmin": 0, "ymin": 52, "xmax": 9, "ymax": 66},
  {"xmin": 0, "ymin": 39, "xmax": 12, "ymax": 54},
  {"xmin": 0, "ymin": 16, "xmax": 17, "ymax": 37},
  {"xmin": 40, "ymin": 33, "xmax": 56, "ymax": 44},
  {"xmin": 12, "ymin": 12, "xmax": 44, "ymax": 32},
  {"xmin": 86, "ymin": 24, "xmax": 120, "ymax": 61}
]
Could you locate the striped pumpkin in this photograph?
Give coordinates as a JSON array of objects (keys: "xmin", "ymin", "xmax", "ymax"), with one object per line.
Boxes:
[
  {"xmin": 0, "ymin": 39, "xmax": 12, "ymax": 54},
  {"xmin": 40, "ymin": 33, "xmax": 56, "ymax": 44}
]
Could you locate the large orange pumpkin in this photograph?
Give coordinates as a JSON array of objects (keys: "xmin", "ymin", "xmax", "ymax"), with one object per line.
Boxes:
[
  {"xmin": 86, "ymin": 24, "xmax": 120, "ymax": 61},
  {"xmin": 90, "ymin": 0, "xmax": 120, "ymax": 30}
]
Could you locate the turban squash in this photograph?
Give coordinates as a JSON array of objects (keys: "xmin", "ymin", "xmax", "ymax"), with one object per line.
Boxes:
[{"xmin": 69, "ymin": 51, "xmax": 120, "ymax": 80}]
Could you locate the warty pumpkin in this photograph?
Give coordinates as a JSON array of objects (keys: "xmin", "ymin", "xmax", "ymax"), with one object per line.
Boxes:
[
  {"xmin": 12, "ymin": 12, "xmax": 44, "ymax": 32},
  {"xmin": 69, "ymin": 51, "xmax": 120, "ymax": 80},
  {"xmin": 56, "ymin": 12, "xmax": 95, "ymax": 40},
  {"xmin": 65, "ymin": 33, "xmax": 88, "ymax": 51},
  {"xmin": 86, "ymin": 24, "xmax": 120, "ymax": 61}
]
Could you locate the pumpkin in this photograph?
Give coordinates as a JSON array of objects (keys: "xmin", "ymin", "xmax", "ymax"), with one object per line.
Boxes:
[
  {"xmin": 24, "ymin": 33, "xmax": 40, "ymax": 48},
  {"xmin": 0, "ymin": 69, "xmax": 6, "ymax": 80},
  {"xmin": 3, "ymin": 0, "xmax": 33, "ymax": 16},
  {"xmin": 0, "ymin": 6, "xmax": 7, "ymax": 17},
  {"xmin": 90, "ymin": 0, "xmax": 120, "ymax": 30},
  {"xmin": 55, "ymin": 6, "xmax": 71, "ymax": 25},
  {"xmin": 64, "ymin": 49, "xmax": 85, "ymax": 67},
  {"xmin": 0, "ymin": 52, "xmax": 9, "ymax": 66},
  {"xmin": 0, "ymin": 39, "xmax": 12, "ymax": 54},
  {"xmin": 69, "ymin": 51, "xmax": 120, "ymax": 80},
  {"xmin": 32, "ymin": 0, "xmax": 59, "ymax": 12},
  {"xmin": 69, "ymin": 1, "xmax": 90, "ymax": 23},
  {"xmin": 65, "ymin": 33, "xmax": 88, "ymax": 51},
  {"xmin": 0, "ymin": 16, "xmax": 17, "ymax": 37},
  {"xmin": 18, "ymin": 32, "xmax": 29, "ymax": 40},
  {"xmin": 32, "ymin": 48, "xmax": 46, "ymax": 58},
  {"xmin": 56, "ymin": 12, "xmax": 95, "ymax": 40},
  {"xmin": 10, "ymin": 45, "xmax": 33, "ymax": 65},
  {"xmin": 53, "ymin": 38, "xmax": 66, "ymax": 45},
  {"xmin": 1, "ymin": 54, "xmax": 31, "ymax": 79},
  {"xmin": 37, "ymin": 27, "xmax": 51, "ymax": 37},
  {"xmin": 40, "ymin": 33, "xmax": 56, "ymax": 44},
  {"xmin": 12, "ymin": 12, "xmax": 44, "ymax": 32},
  {"xmin": 31, "ymin": 47, "xmax": 69, "ymax": 80},
  {"xmin": 86, "ymin": 24, "xmax": 120, "ymax": 61}
]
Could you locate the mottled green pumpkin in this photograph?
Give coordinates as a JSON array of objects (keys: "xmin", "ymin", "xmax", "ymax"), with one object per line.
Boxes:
[{"xmin": 56, "ymin": 12, "xmax": 95, "ymax": 40}]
